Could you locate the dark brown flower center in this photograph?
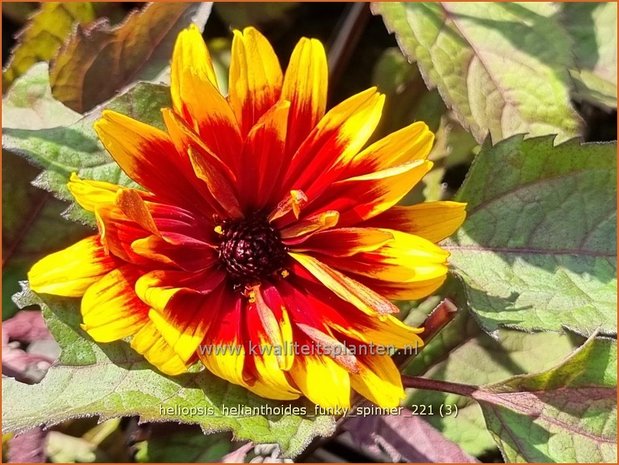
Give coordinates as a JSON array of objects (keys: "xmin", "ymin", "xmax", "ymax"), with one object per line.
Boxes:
[{"xmin": 217, "ymin": 214, "xmax": 288, "ymax": 286}]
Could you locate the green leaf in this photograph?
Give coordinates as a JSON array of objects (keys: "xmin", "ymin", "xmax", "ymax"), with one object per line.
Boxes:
[
  {"xmin": 372, "ymin": 2, "xmax": 582, "ymax": 143},
  {"xmin": 477, "ymin": 335, "xmax": 617, "ymax": 462},
  {"xmin": 2, "ymin": 288, "xmax": 335, "ymax": 457},
  {"xmin": 2, "ymin": 65, "xmax": 87, "ymax": 319},
  {"xmin": 445, "ymin": 135, "xmax": 617, "ymax": 336},
  {"xmin": 2, "ymin": 2, "xmax": 95, "ymax": 89},
  {"xmin": 561, "ymin": 3, "xmax": 617, "ymax": 109},
  {"xmin": 372, "ymin": 47, "xmax": 445, "ymax": 137},
  {"xmin": 2, "ymin": 153, "xmax": 88, "ymax": 319},
  {"xmin": 49, "ymin": 2, "xmax": 212, "ymax": 113},
  {"xmin": 2, "ymin": 81, "xmax": 171, "ymax": 227},
  {"xmin": 405, "ymin": 301, "xmax": 580, "ymax": 456},
  {"xmin": 2, "ymin": 63, "xmax": 80, "ymax": 130}
]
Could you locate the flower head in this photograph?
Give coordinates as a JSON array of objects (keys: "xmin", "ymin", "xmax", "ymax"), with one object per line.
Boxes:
[{"xmin": 28, "ymin": 26, "xmax": 466, "ymax": 408}]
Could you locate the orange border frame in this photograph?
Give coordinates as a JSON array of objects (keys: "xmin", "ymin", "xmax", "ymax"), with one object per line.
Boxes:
[{"xmin": 0, "ymin": 1, "xmax": 617, "ymax": 465}]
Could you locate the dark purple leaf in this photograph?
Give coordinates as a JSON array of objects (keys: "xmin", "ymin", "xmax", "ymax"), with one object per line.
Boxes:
[
  {"xmin": 7, "ymin": 427, "xmax": 46, "ymax": 463},
  {"xmin": 343, "ymin": 411, "xmax": 478, "ymax": 462},
  {"xmin": 2, "ymin": 310, "xmax": 57, "ymax": 383}
]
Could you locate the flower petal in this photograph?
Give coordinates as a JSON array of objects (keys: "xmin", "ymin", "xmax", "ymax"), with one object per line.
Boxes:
[
  {"xmin": 162, "ymin": 108, "xmax": 242, "ymax": 218},
  {"xmin": 136, "ymin": 268, "xmax": 225, "ymax": 365},
  {"xmin": 188, "ymin": 147, "xmax": 244, "ymax": 219},
  {"xmin": 229, "ymin": 27, "xmax": 283, "ymax": 136},
  {"xmin": 238, "ymin": 101, "xmax": 290, "ymax": 208},
  {"xmin": 94, "ymin": 110, "xmax": 205, "ymax": 209},
  {"xmin": 283, "ymin": 88, "xmax": 384, "ymax": 197},
  {"xmin": 198, "ymin": 289, "xmax": 247, "ymax": 387},
  {"xmin": 315, "ymin": 229, "xmax": 450, "ymax": 283},
  {"xmin": 131, "ymin": 320, "xmax": 190, "ymax": 376},
  {"xmin": 268, "ymin": 189, "xmax": 308, "ymax": 222},
  {"xmin": 115, "ymin": 189, "xmax": 160, "ymax": 236},
  {"xmin": 281, "ymin": 37, "xmax": 328, "ymax": 156},
  {"xmin": 136, "ymin": 268, "xmax": 225, "ymax": 312},
  {"xmin": 147, "ymin": 202, "xmax": 214, "ymax": 243},
  {"xmin": 28, "ymin": 236, "xmax": 117, "ymax": 297},
  {"xmin": 307, "ymin": 159, "xmax": 433, "ymax": 227},
  {"xmin": 366, "ymin": 201, "xmax": 467, "ymax": 243},
  {"xmin": 171, "ymin": 24, "xmax": 218, "ymax": 105},
  {"xmin": 343, "ymin": 121, "xmax": 434, "ymax": 177},
  {"xmin": 95, "ymin": 204, "xmax": 150, "ymax": 264},
  {"xmin": 244, "ymin": 295, "xmax": 300, "ymax": 400},
  {"xmin": 280, "ymin": 210, "xmax": 339, "ymax": 242},
  {"xmin": 282, "ymin": 277, "xmax": 423, "ymax": 349},
  {"xmin": 249, "ymin": 286, "xmax": 290, "ymax": 370},
  {"xmin": 148, "ymin": 306, "xmax": 209, "ymax": 365},
  {"xmin": 67, "ymin": 173, "xmax": 122, "ymax": 211},
  {"xmin": 131, "ymin": 235, "xmax": 216, "ymax": 271},
  {"xmin": 81, "ymin": 266, "xmax": 148, "ymax": 342},
  {"xmin": 297, "ymin": 323, "xmax": 360, "ymax": 374},
  {"xmin": 258, "ymin": 284, "xmax": 295, "ymax": 370},
  {"xmin": 335, "ymin": 311, "xmax": 424, "ymax": 350},
  {"xmin": 288, "ymin": 348, "xmax": 351, "ymax": 409},
  {"xmin": 350, "ymin": 354, "xmax": 405, "ymax": 408},
  {"xmin": 290, "ymin": 252, "xmax": 399, "ymax": 316},
  {"xmin": 291, "ymin": 227, "xmax": 393, "ymax": 256},
  {"xmin": 359, "ymin": 275, "xmax": 447, "ymax": 301},
  {"xmin": 170, "ymin": 29, "xmax": 243, "ymax": 171}
]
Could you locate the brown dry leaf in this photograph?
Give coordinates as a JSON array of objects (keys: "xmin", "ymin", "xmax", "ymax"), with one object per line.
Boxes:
[
  {"xmin": 2, "ymin": 2, "xmax": 95, "ymax": 89},
  {"xmin": 49, "ymin": 2, "xmax": 212, "ymax": 113}
]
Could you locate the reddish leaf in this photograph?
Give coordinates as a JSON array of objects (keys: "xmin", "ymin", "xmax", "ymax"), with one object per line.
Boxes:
[
  {"xmin": 2, "ymin": 310, "xmax": 58, "ymax": 383},
  {"xmin": 7, "ymin": 427, "xmax": 46, "ymax": 463},
  {"xmin": 402, "ymin": 335, "xmax": 617, "ymax": 462},
  {"xmin": 344, "ymin": 412, "xmax": 478, "ymax": 462},
  {"xmin": 49, "ymin": 2, "xmax": 212, "ymax": 112}
]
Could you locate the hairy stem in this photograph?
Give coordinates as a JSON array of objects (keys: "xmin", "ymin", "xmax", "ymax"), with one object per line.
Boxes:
[{"xmin": 401, "ymin": 375, "xmax": 477, "ymax": 397}]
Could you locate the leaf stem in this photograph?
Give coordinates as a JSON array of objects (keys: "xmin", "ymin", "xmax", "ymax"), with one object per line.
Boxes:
[
  {"xmin": 401, "ymin": 375, "xmax": 478, "ymax": 397},
  {"xmin": 327, "ymin": 3, "xmax": 370, "ymax": 91},
  {"xmin": 394, "ymin": 298, "xmax": 458, "ymax": 369}
]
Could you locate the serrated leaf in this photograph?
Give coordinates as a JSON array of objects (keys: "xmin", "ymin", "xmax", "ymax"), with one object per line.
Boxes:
[
  {"xmin": 445, "ymin": 135, "xmax": 617, "ymax": 336},
  {"xmin": 2, "ymin": 62, "xmax": 80, "ymax": 130},
  {"xmin": 477, "ymin": 335, "xmax": 617, "ymax": 462},
  {"xmin": 372, "ymin": 2, "xmax": 582, "ymax": 144},
  {"xmin": 2, "ymin": 2, "xmax": 95, "ymax": 89},
  {"xmin": 2, "ymin": 289, "xmax": 335, "ymax": 457},
  {"xmin": 372, "ymin": 47, "xmax": 444, "ymax": 137},
  {"xmin": 561, "ymin": 3, "xmax": 617, "ymax": 109},
  {"xmin": 2, "ymin": 82, "xmax": 170, "ymax": 227},
  {"xmin": 49, "ymin": 2, "xmax": 212, "ymax": 113},
  {"xmin": 405, "ymin": 303, "xmax": 580, "ymax": 456},
  {"xmin": 2, "ymin": 64, "xmax": 88, "ymax": 319}
]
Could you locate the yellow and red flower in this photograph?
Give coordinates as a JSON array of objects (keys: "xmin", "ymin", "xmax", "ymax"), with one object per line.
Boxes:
[{"xmin": 28, "ymin": 26, "xmax": 466, "ymax": 408}]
